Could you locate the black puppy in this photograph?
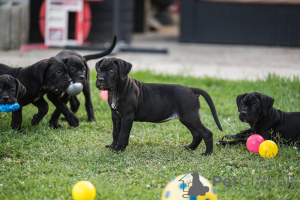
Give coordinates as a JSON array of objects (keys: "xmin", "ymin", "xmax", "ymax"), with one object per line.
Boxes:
[
  {"xmin": 95, "ymin": 58, "xmax": 223, "ymax": 155},
  {"xmin": 0, "ymin": 57, "xmax": 71, "ymax": 130},
  {"xmin": 47, "ymin": 36, "xmax": 116, "ymax": 128},
  {"xmin": 217, "ymin": 92, "xmax": 300, "ymax": 146},
  {"xmin": 0, "ymin": 74, "xmax": 26, "ymax": 105}
]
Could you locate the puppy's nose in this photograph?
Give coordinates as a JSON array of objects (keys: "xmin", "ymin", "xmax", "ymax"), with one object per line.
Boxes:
[
  {"xmin": 79, "ymin": 75, "xmax": 85, "ymax": 80},
  {"xmin": 241, "ymin": 111, "xmax": 247, "ymax": 116},
  {"xmin": 97, "ymin": 77, "xmax": 104, "ymax": 83},
  {"xmin": 2, "ymin": 96, "xmax": 9, "ymax": 100}
]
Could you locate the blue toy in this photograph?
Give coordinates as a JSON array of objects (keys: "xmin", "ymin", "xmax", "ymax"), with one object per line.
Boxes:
[{"xmin": 0, "ymin": 102, "xmax": 20, "ymax": 112}]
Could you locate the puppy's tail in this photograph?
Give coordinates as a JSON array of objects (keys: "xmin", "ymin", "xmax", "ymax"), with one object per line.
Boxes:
[
  {"xmin": 192, "ymin": 88, "xmax": 223, "ymax": 132},
  {"xmin": 83, "ymin": 35, "xmax": 117, "ymax": 61}
]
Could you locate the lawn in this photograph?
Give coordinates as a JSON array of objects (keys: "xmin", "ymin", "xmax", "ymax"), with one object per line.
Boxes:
[{"xmin": 0, "ymin": 70, "xmax": 299, "ymax": 200}]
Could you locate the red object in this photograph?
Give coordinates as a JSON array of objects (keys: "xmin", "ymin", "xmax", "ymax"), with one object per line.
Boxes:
[
  {"xmin": 246, "ymin": 134, "xmax": 265, "ymax": 153},
  {"xmin": 20, "ymin": 44, "xmax": 48, "ymax": 51},
  {"xmin": 100, "ymin": 90, "xmax": 108, "ymax": 101},
  {"xmin": 39, "ymin": 0, "xmax": 94, "ymax": 43}
]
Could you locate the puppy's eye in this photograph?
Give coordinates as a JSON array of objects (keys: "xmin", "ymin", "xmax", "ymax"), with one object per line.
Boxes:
[
  {"xmin": 11, "ymin": 88, "xmax": 15, "ymax": 92},
  {"xmin": 97, "ymin": 68, "xmax": 101, "ymax": 72},
  {"xmin": 252, "ymin": 104, "xmax": 257, "ymax": 109},
  {"xmin": 70, "ymin": 67, "xmax": 76, "ymax": 72},
  {"xmin": 108, "ymin": 70, "xmax": 115, "ymax": 75},
  {"xmin": 56, "ymin": 70, "xmax": 62, "ymax": 75}
]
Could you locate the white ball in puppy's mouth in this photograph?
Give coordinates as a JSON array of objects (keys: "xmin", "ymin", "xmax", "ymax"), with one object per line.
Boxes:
[{"xmin": 66, "ymin": 82, "xmax": 83, "ymax": 96}]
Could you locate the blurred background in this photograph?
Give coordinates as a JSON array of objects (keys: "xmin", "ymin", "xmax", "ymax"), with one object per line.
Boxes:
[{"xmin": 0, "ymin": 0, "xmax": 300, "ymax": 79}]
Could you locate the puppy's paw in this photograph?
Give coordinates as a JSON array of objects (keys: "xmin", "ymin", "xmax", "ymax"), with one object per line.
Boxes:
[
  {"xmin": 201, "ymin": 152, "xmax": 212, "ymax": 156},
  {"xmin": 87, "ymin": 116, "xmax": 96, "ymax": 122},
  {"xmin": 114, "ymin": 145, "xmax": 126, "ymax": 152},
  {"xmin": 216, "ymin": 140, "xmax": 230, "ymax": 146},
  {"xmin": 66, "ymin": 115, "xmax": 79, "ymax": 127},
  {"xmin": 31, "ymin": 114, "xmax": 42, "ymax": 126},
  {"xmin": 105, "ymin": 144, "xmax": 115, "ymax": 149},
  {"xmin": 222, "ymin": 135, "xmax": 233, "ymax": 140},
  {"xmin": 183, "ymin": 145, "xmax": 196, "ymax": 151},
  {"xmin": 49, "ymin": 122, "xmax": 62, "ymax": 129}
]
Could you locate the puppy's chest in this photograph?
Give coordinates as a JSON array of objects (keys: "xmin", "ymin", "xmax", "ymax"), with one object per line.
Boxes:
[{"xmin": 110, "ymin": 98, "xmax": 120, "ymax": 115}]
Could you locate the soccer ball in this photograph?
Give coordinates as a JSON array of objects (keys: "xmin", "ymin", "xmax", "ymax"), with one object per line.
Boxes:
[{"xmin": 161, "ymin": 173, "xmax": 218, "ymax": 200}]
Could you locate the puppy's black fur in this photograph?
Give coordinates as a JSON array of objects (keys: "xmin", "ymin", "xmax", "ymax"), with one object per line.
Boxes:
[
  {"xmin": 47, "ymin": 36, "xmax": 116, "ymax": 128},
  {"xmin": 217, "ymin": 92, "xmax": 300, "ymax": 146},
  {"xmin": 0, "ymin": 57, "xmax": 71, "ymax": 130},
  {"xmin": 0, "ymin": 74, "xmax": 26, "ymax": 105},
  {"xmin": 95, "ymin": 58, "xmax": 223, "ymax": 155}
]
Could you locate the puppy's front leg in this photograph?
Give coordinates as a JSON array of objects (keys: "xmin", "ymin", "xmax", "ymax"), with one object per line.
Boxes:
[
  {"xmin": 106, "ymin": 111, "xmax": 121, "ymax": 149},
  {"xmin": 11, "ymin": 107, "xmax": 23, "ymax": 131},
  {"xmin": 31, "ymin": 97, "xmax": 49, "ymax": 126},
  {"xmin": 115, "ymin": 114, "xmax": 134, "ymax": 152},
  {"xmin": 222, "ymin": 128, "xmax": 253, "ymax": 140},
  {"xmin": 47, "ymin": 93, "xmax": 79, "ymax": 127},
  {"xmin": 216, "ymin": 128, "xmax": 253, "ymax": 146}
]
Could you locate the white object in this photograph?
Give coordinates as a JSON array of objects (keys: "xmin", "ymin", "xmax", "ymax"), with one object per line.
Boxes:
[
  {"xmin": 66, "ymin": 82, "xmax": 83, "ymax": 96},
  {"xmin": 45, "ymin": 0, "xmax": 84, "ymax": 46}
]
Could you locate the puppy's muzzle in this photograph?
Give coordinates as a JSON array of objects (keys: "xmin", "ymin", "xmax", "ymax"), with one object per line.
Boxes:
[
  {"xmin": 2, "ymin": 95, "xmax": 9, "ymax": 101},
  {"xmin": 96, "ymin": 77, "xmax": 105, "ymax": 90},
  {"xmin": 240, "ymin": 111, "xmax": 247, "ymax": 117},
  {"xmin": 239, "ymin": 111, "xmax": 248, "ymax": 122},
  {"xmin": 79, "ymin": 75, "xmax": 85, "ymax": 80},
  {"xmin": 97, "ymin": 77, "xmax": 104, "ymax": 83}
]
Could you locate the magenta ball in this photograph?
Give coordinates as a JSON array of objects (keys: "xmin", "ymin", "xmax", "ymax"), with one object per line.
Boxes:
[{"xmin": 246, "ymin": 134, "xmax": 265, "ymax": 153}]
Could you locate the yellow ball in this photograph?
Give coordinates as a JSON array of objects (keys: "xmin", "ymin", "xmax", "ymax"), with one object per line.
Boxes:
[
  {"xmin": 259, "ymin": 140, "xmax": 278, "ymax": 158},
  {"xmin": 72, "ymin": 181, "xmax": 96, "ymax": 200},
  {"xmin": 161, "ymin": 173, "xmax": 218, "ymax": 200}
]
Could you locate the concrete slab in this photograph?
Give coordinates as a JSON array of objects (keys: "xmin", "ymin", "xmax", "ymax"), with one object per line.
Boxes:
[{"xmin": 0, "ymin": 27, "xmax": 299, "ymax": 80}]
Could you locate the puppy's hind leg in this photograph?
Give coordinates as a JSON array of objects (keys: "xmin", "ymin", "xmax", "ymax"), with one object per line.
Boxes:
[
  {"xmin": 31, "ymin": 97, "xmax": 49, "ymax": 126},
  {"xmin": 180, "ymin": 113, "xmax": 213, "ymax": 155}
]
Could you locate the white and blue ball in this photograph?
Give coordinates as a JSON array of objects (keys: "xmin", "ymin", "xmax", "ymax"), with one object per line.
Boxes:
[{"xmin": 161, "ymin": 174, "xmax": 217, "ymax": 200}]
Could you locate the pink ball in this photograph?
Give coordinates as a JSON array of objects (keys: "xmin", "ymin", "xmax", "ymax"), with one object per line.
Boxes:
[
  {"xmin": 246, "ymin": 134, "xmax": 265, "ymax": 153},
  {"xmin": 100, "ymin": 90, "xmax": 108, "ymax": 101}
]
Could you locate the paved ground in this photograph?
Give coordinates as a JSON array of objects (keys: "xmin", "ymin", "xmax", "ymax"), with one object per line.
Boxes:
[{"xmin": 1, "ymin": 27, "xmax": 300, "ymax": 80}]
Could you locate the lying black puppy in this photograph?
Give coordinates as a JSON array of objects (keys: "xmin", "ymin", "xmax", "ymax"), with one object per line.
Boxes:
[
  {"xmin": 0, "ymin": 74, "xmax": 26, "ymax": 105},
  {"xmin": 47, "ymin": 36, "xmax": 116, "ymax": 128},
  {"xmin": 95, "ymin": 58, "xmax": 223, "ymax": 155},
  {"xmin": 217, "ymin": 92, "xmax": 300, "ymax": 146},
  {"xmin": 0, "ymin": 57, "xmax": 71, "ymax": 130}
]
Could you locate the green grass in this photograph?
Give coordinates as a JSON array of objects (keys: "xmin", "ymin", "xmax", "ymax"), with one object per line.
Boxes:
[{"xmin": 0, "ymin": 70, "xmax": 299, "ymax": 200}]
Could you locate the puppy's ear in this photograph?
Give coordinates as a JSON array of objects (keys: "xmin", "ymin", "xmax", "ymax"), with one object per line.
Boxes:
[
  {"xmin": 14, "ymin": 78, "xmax": 26, "ymax": 98},
  {"xmin": 62, "ymin": 57, "xmax": 69, "ymax": 64},
  {"xmin": 95, "ymin": 58, "xmax": 105, "ymax": 70},
  {"xmin": 258, "ymin": 93, "xmax": 274, "ymax": 115},
  {"xmin": 32, "ymin": 59, "xmax": 50, "ymax": 84},
  {"xmin": 116, "ymin": 59, "xmax": 132, "ymax": 80},
  {"xmin": 236, "ymin": 93, "xmax": 247, "ymax": 112}
]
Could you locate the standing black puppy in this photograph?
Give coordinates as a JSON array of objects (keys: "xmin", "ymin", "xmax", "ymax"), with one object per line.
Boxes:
[
  {"xmin": 0, "ymin": 58, "xmax": 71, "ymax": 130},
  {"xmin": 95, "ymin": 58, "xmax": 223, "ymax": 155},
  {"xmin": 47, "ymin": 36, "xmax": 116, "ymax": 128},
  {"xmin": 0, "ymin": 74, "xmax": 26, "ymax": 105},
  {"xmin": 217, "ymin": 92, "xmax": 300, "ymax": 146}
]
